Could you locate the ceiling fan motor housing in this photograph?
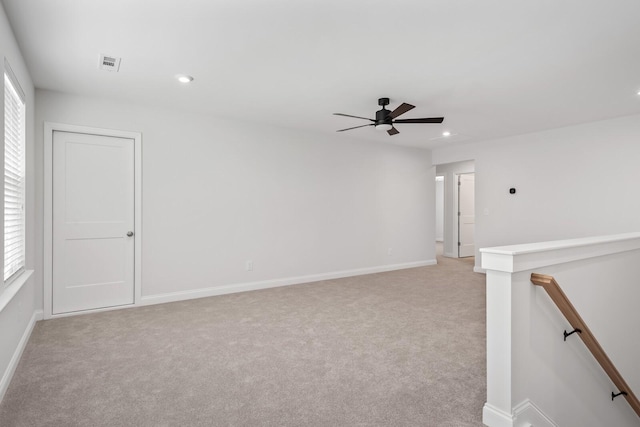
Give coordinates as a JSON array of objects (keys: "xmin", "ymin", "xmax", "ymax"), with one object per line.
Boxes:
[{"xmin": 376, "ymin": 107, "xmax": 392, "ymax": 126}]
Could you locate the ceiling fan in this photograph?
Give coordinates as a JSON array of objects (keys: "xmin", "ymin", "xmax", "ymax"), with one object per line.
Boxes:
[{"xmin": 334, "ymin": 98, "xmax": 444, "ymax": 136}]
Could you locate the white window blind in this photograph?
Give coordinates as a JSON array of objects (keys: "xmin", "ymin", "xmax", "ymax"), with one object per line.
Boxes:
[{"xmin": 4, "ymin": 69, "xmax": 26, "ymax": 283}]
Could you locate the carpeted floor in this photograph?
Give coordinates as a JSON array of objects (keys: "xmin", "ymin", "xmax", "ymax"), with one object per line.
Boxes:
[{"xmin": 0, "ymin": 247, "xmax": 486, "ymax": 426}]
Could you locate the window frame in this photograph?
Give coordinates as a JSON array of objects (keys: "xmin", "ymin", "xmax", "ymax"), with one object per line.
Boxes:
[{"xmin": 3, "ymin": 59, "xmax": 26, "ymax": 288}]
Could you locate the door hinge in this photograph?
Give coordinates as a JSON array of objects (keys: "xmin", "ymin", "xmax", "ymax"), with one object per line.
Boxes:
[
  {"xmin": 458, "ymin": 212, "xmax": 461, "ymax": 216},
  {"xmin": 458, "ymin": 242, "xmax": 461, "ymax": 246}
]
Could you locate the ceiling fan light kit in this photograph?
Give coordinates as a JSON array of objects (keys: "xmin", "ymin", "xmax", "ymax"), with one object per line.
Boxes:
[{"xmin": 334, "ymin": 97, "xmax": 444, "ymax": 136}]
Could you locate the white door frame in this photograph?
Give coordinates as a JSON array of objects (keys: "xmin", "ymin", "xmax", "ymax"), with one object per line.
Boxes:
[
  {"xmin": 44, "ymin": 122, "xmax": 142, "ymax": 319},
  {"xmin": 451, "ymin": 173, "xmax": 461, "ymax": 258},
  {"xmin": 435, "ymin": 175, "xmax": 445, "ymax": 243},
  {"xmin": 457, "ymin": 173, "xmax": 475, "ymax": 258},
  {"xmin": 451, "ymin": 172, "xmax": 475, "ymax": 258}
]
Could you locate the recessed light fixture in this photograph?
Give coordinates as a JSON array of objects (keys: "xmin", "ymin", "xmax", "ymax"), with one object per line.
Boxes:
[
  {"xmin": 176, "ymin": 74, "xmax": 194, "ymax": 83},
  {"xmin": 442, "ymin": 131, "xmax": 451, "ymax": 137}
]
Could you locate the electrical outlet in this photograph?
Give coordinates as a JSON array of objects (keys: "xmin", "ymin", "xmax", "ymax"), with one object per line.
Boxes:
[
  {"xmin": 245, "ymin": 260, "xmax": 253, "ymax": 271},
  {"xmin": 387, "ymin": 247, "xmax": 393, "ymax": 256}
]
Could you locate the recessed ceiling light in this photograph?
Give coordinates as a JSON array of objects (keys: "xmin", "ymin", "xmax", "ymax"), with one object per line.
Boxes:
[
  {"xmin": 442, "ymin": 131, "xmax": 451, "ymax": 137},
  {"xmin": 176, "ymin": 74, "xmax": 194, "ymax": 83}
]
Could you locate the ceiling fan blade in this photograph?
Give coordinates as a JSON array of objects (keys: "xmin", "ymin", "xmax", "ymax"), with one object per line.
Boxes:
[
  {"xmin": 336, "ymin": 124, "xmax": 375, "ymax": 132},
  {"xmin": 393, "ymin": 117, "xmax": 444, "ymax": 124},
  {"xmin": 333, "ymin": 113, "xmax": 374, "ymax": 121},
  {"xmin": 389, "ymin": 102, "xmax": 415, "ymax": 119},
  {"xmin": 387, "ymin": 127, "xmax": 400, "ymax": 136}
]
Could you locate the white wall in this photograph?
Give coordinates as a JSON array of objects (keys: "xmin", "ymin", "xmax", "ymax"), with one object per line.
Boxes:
[
  {"xmin": 0, "ymin": 1, "xmax": 39, "ymax": 400},
  {"xmin": 432, "ymin": 114, "xmax": 640, "ymax": 269},
  {"xmin": 435, "ymin": 160, "xmax": 475, "ymax": 257},
  {"xmin": 482, "ymin": 234, "xmax": 640, "ymax": 427},
  {"xmin": 36, "ymin": 90, "xmax": 436, "ymax": 302}
]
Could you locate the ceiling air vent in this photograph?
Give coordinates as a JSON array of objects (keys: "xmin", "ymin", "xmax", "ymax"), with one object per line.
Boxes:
[{"xmin": 99, "ymin": 54, "xmax": 121, "ymax": 72}]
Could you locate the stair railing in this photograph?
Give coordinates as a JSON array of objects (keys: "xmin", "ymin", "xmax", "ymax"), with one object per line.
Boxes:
[{"xmin": 530, "ymin": 273, "xmax": 640, "ymax": 418}]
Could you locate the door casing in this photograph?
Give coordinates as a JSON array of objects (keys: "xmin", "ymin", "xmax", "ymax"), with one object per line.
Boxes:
[
  {"xmin": 457, "ymin": 173, "xmax": 475, "ymax": 258},
  {"xmin": 44, "ymin": 122, "xmax": 142, "ymax": 319}
]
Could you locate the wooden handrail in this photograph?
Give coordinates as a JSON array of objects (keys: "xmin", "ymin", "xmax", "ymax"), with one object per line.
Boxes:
[{"xmin": 530, "ymin": 273, "xmax": 640, "ymax": 418}]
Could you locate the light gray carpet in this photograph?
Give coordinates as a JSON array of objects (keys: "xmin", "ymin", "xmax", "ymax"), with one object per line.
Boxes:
[{"xmin": 0, "ymin": 250, "xmax": 485, "ymax": 426}]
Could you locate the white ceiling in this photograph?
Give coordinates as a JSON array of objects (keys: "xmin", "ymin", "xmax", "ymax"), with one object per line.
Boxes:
[{"xmin": 3, "ymin": 0, "xmax": 640, "ymax": 148}]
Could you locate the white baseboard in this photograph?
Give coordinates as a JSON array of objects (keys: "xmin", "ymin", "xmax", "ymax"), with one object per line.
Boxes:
[
  {"xmin": 141, "ymin": 259, "xmax": 437, "ymax": 306},
  {"xmin": 0, "ymin": 309, "xmax": 43, "ymax": 402},
  {"xmin": 512, "ymin": 399, "xmax": 557, "ymax": 427},
  {"xmin": 474, "ymin": 266, "xmax": 486, "ymax": 274},
  {"xmin": 483, "ymin": 400, "xmax": 557, "ymax": 427},
  {"xmin": 483, "ymin": 403, "xmax": 514, "ymax": 427}
]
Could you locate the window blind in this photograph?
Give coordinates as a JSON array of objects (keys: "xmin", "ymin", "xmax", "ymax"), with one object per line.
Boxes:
[{"xmin": 4, "ymin": 71, "xmax": 26, "ymax": 283}]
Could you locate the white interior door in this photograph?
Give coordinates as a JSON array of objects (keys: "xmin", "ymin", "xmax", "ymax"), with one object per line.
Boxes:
[
  {"xmin": 52, "ymin": 131, "xmax": 135, "ymax": 314},
  {"xmin": 458, "ymin": 173, "xmax": 475, "ymax": 258}
]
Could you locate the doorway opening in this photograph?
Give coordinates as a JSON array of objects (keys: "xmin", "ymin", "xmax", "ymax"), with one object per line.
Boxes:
[
  {"xmin": 435, "ymin": 175, "xmax": 444, "ymax": 244},
  {"xmin": 457, "ymin": 173, "xmax": 475, "ymax": 258},
  {"xmin": 434, "ymin": 160, "xmax": 475, "ymax": 259}
]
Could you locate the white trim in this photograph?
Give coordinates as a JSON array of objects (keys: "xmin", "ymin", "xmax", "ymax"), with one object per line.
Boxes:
[
  {"xmin": 0, "ymin": 309, "xmax": 42, "ymax": 402},
  {"xmin": 45, "ymin": 260, "xmax": 436, "ymax": 318},
  {"xmin": 512, "ymin": 399, "xmax": 558, "ymax": 427},
  {"xmin": 3, "ymin": 59, "xmax": 25, "ymax": 102},
  {"xmin": 134, "ymin": 131, "xmax": 142, "ymax": 305},
  {"xmin": 473, "ymin": 266, "xmax": 486, "ymax": 274},
  {"xmin": 485, "ymin": 270, "xmax": 513, "ymax": 427},
  {"xmin": 43, "ymin": 122, "xmax": 142, "ymax": 319},
  {"xmin": 451, "ymin": 173, "xmax": 461, "ymax": 259},
  {"xmin": 456, "ymin": 172, "xmax": 476, "ymax": 259},
  {"xmin": 480, "ymin": 232, "xmax": 640, "ymax": 273},
  {"xmin": 0, "ymin": 270, "xmax": 32, "ymax": 314},
  {"xmin": 140, "ymin": 259, "xmax": 437, "ymax": 306},
  {"xmin": 46, "ymin": 303, "xmax": 135, "ymax": 319},
  {"xmin": 483, "ymin": 403, "xmax": 514, "ymax": 427}
]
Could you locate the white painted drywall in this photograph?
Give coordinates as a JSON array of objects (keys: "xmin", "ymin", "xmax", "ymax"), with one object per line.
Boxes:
[
  {"xmin": 435, "ymin": 177, "xmax": 444, "ymax": 242},
  {"xmin": 432, "ymin": 114, "xmax": 640, "ymax": 270},
  {"xmin": 435, "ymin": 160, "xmax": 475, "ymax": 257},
  {"xmin": 35, "ymin": 90, "xmax": 436, "ymax": 300},
  {"xmin": 482, "ymin": 234, "xmax": 640, "ymax": 427},
  {"xmin": 0, "ymin": 1, "xmax": 38, "ymax": 401}
]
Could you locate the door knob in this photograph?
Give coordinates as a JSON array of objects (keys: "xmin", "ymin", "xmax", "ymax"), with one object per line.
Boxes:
[{"xmin": 127, "ymin": 231, "xmax": 134, "ymax": 237}]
